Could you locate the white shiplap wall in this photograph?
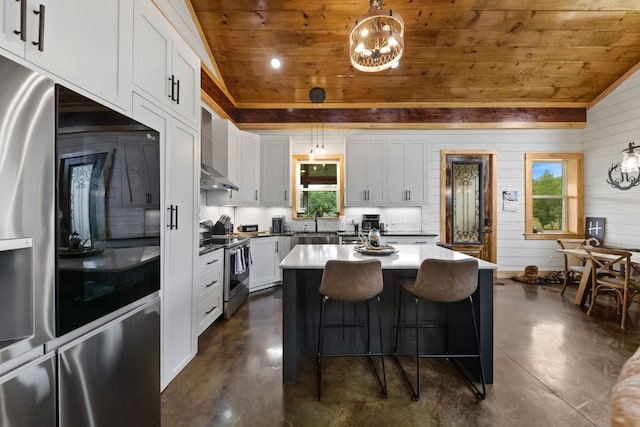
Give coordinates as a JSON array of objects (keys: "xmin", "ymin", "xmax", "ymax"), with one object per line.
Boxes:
[
  {"xmin": 251, "ymin": 128, "xmax": 584, "ymax": 272},
  {"xmin": 584, "ymin": 70, "xmax": 640, "ymax": 250}
]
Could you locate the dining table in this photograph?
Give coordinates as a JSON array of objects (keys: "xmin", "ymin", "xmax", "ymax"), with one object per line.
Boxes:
[
  {"xmin": 279, "ymin": 244, "xmax": 498, "ymax": 384},
  {"xmin": 556, "ymin": 247, "xmax": 640, "ymax": 306}
]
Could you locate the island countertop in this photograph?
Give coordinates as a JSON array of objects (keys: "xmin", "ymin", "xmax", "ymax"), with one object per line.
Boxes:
[{"xmin": 280, "ymin": 244, "xmax": 498, "ymax": 270}]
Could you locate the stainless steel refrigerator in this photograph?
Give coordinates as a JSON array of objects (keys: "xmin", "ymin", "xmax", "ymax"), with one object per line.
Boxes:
[{"xmin": 0, "ymin": 54, "xmax": 160, "ymax": 426}]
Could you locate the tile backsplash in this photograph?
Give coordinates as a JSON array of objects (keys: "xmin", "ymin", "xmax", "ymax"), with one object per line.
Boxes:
[{"xmin": 199, "ymin": 191, "xmax": 429, "ymax": 234}]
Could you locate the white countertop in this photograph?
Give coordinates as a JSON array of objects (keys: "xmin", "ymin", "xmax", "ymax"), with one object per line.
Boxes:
[
  {"xmin": 280, "ymin": 244, "xmax": 498, "ymax": 270},
  {"xmin": 58, "ymin": 246, "xmax": 160, "ymax": 272}
]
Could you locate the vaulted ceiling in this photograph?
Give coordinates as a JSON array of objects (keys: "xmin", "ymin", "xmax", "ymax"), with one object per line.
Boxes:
[{"xmin": 189, "ymin": 0, "xmax": 640, "ymax": 128}]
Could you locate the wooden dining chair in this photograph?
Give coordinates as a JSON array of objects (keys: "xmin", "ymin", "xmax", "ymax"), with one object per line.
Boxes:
[
  {"xmin": 584, "ymin": 248, "xmax": 640, "ymax": 329},
  {"xmin": 556, "ymin": 239, "xmax": 589, "ymax": 296}
]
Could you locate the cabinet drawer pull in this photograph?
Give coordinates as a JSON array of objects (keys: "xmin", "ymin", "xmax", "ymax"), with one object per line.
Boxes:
[
  {"xmin": 175, "ymin": 79, "xmax": 180, "ymax": 104},
  {"xmin": 206, "ymin": 280, "xmax": 217, "ymax": 288},
  {"xmin": 206, "ymin": 259, "xmax": 219, "ymax": 265},
  {"xmin": 32, "ymin": 4, "xmax": 45, "ymax": 52},
  {"xmin": 205, "ymin": 306, "xmax": 216, "ymax": 315},
  {"xmin": 14, "ymin": 0, "xmax": 26, "ymax": 41}
]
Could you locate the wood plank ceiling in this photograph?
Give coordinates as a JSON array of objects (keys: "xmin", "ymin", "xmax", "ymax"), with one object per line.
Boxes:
[{"xmin": 189, "ymin": 0, "xmax": 640, "ymax": 128}]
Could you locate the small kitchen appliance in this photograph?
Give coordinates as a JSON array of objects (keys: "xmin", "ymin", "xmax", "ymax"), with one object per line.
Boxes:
[
  {"xmin": 361, "ymin": 214, "xmax": 380, "ymax": 231},
  {"xmin": 272, "ymin": 216, "xmax": 285, "ymax": 234}
]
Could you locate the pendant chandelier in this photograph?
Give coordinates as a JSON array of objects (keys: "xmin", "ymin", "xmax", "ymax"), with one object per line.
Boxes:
[
  {"xmin": 621, "ymin": 142, "xmax": 640, "ymax": 173},
  {"xmin": 308, "ymin": 87, "xmax": 326, "ymax": 159},
  {"xmin": 349, "ymin": 0, "xmax": 404, "ymax": 72}
]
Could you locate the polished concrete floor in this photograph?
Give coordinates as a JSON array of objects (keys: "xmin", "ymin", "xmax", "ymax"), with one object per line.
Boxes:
[{"xmin": 161, "ymin": 280, "xmax": 640, "ymax": 426}]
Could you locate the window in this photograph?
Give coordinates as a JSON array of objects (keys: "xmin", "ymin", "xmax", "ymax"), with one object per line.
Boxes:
[
  {"xmin": 292, "ymin": 154, "xmax": 344, "ymax": 219},
  {"xmin": 525, "ymin": 153, "xmax": 583, "ymax": 240}
]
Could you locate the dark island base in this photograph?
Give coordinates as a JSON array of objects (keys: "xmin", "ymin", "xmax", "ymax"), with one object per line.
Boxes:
[{"xmin": 282, "ymin": 269, "xmax": 494, "ymax": 384}]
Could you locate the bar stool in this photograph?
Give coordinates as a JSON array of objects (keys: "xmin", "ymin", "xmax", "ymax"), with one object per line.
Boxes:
[
  {"xmin": 393, "ymin": 258, "xmax": 486, "ymax": 400},
  {"xmin": 316, "ymin": 259, "xmax": 387, "ymax": 401}
]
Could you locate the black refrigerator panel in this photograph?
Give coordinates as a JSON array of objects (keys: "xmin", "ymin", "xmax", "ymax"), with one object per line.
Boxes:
[
  {"xmin": 58, "ymin": 298, "xmax": 160, "ymax": 427},
  {"xmin": 0, "ymin": 353, "xmax": 56, "ymax": 427}
]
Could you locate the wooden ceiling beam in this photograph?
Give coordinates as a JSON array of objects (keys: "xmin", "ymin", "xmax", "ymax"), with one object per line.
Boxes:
[{"xmin": 200, "ymin": 68, "xmax": 585, "ymax": 128}]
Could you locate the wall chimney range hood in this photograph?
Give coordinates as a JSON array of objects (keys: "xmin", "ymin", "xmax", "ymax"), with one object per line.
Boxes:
[
  {"xmin": 201, "ymin": 108, "xmax": 239, "ymax": 191},
  {"xmin": 200, "ymin": 164, "xmax": 239, "ymax": 191}
]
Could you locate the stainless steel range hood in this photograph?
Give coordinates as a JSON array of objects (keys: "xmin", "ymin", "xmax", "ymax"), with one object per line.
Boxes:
[
  {"xmin": 200, "ymin": 108, "xmax": 239, "ymax": 191},
  {"xmin": 200, "ymin": 164, "xmax": 239, "ymax": 191}
]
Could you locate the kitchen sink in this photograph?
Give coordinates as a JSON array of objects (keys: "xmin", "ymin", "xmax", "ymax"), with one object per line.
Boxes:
[{"xmin": 294, "ymin": 233, "xmax": 340, "ymax": 245}]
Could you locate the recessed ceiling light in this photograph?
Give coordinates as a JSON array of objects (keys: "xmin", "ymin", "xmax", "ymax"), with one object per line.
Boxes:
[{"xmin": 270, "ymin": 58, "xmax": 281, "ymax": 69}]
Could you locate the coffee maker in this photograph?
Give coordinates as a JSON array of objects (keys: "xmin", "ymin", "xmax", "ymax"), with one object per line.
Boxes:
[
  {"xmin": 272, "ymin": 215, "xmax": 285, "ymax": 234},
  {"xmin": 361, "ymin": 214, "xmax": 380, "ymax": 231}
]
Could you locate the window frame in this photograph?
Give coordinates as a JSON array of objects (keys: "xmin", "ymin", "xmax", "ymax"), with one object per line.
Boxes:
[
  {"xmin": 524, "ymin": 153, "xmax": 583, "ymax": 240},
  {"xmin": 291, "ymin": 154, "xmax": 344, "ymax": 220}
]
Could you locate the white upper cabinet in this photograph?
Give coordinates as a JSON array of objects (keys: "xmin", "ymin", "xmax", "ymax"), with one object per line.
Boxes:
[
  {"xmin": 0, "ymin": 0, "xmax": 133, "ymax": 109},
  {"xmin": 133, "ymin": 0, "xmax": 199, "ymax": 127},
  {"xmin": 346, "ymin": 140, "xmax": 385, "ymax": 206},
  {"xmin": 260, "ymin": 139, "xmax": 290, "ymax": 206},
  {"xmin": 238, "ymin": 132, "xmax": 260, "ymax": 206},
  {"xmin": 386, "ymin": 141, "xmax": 427, "ymax": 205}
]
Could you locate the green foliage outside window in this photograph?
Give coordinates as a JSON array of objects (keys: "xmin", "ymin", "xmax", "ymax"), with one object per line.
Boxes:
[
  {"xmin": 303, "ymin": 191, "xmax": 338, "ymax": 217},
  {"xmin": 532, "ymin": 168, "xmax": 563, "ymax": 230}
]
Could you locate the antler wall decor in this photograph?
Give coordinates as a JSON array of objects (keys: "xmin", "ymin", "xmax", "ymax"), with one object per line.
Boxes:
[{"xmin": 606, "ymin": 162, "xmax": 640, "ymax": 190}]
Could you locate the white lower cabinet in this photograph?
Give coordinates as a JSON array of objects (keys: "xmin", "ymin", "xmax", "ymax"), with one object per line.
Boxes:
[
  {"xmin": 196, "ymin": 249, "xmax": 224, "ymax": 334},
  {"xmin": 249, "ymin": 237, "xmax": 279, "ymax": 291},
  {"xmin": 132, "ymin": 93, "xmax": 198, "ymax": 390}
]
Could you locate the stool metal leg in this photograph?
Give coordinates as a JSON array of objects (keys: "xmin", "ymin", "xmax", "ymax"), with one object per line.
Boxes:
[
  {"xmin": 316, "ymin": 295, "xmax": 328, "ymax": 401},
  {"xmin": 449, "ymin": 296, "xmax": 487, "ymax": 400},
  {"xmin": 375, "ymin": 296, "xmax": 387, "ymax": 397},
  {"xmin": 393, "ymin": 290, "xmax": 421, "ymax": 401}
]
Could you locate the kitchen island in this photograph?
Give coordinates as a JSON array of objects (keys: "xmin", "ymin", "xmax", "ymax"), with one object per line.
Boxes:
[{"xmin": 280, "ymin": 244, "xmax": 498, "ymax": 384}]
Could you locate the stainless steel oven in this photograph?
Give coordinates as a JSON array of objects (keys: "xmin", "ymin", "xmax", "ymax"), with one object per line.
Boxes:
[{"xmin": 224, "ymin": 238, "xmax": 250, "ymax": 319}]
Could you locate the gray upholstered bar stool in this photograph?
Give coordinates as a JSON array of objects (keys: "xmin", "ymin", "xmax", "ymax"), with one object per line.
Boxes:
[
  {"xmin": 316, "ymin": 259, "xmax": 387, "ymax": 401},
  {"xmin": 393, "ymin": 258, "xmax": 486, "ymax": 400}
]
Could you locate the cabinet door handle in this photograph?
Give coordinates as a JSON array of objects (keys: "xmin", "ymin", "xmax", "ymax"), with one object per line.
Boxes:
[
  {"xmin": 175, "ymin": 79, "xmax": 180, "ymax": 104},
  {"xmin": 146, "ymin": 192, "xmax": 151, "ymax": 203},
  {"xmin": 174, "ymin": 205, "xmax": 179, "ymax": 230},
  {"xmin": 255, "ymin": 190, "xmax": 258, "ymax": 201},
  {"xmin": 206, "ymin": 259, "xmax": 219, "ymax": 265},
  {"xmin": 408, "ymin": 190, "xmax": 411, "ymax": 200},
  {"xmin": 206, "ymin": 280, "xmax": 218, "ymax": 288},
  {"xmin": 13, "ymin": 0, "xmax": 26, "ymax": 41},
  {"xmin": 275, "ymin": 242, "xmax": 279, "ymax": 253},
  {"xmin": 168, "ymin": 75, "xmax": 175, "ymax": 101},
  {"xmin": 205, "ymin": 306, "xmax": 215, "ymax": 315},
  {"xmin": 167, "ymin": 206, "xmax": 174, "ymax": 229},
  {"xmin": 32, "ymin": 4, "xmax": 45, "ymax": 51},
  {"xmin": 284, "ymin": 190, "xmax": 287, "ymax": 201}
]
